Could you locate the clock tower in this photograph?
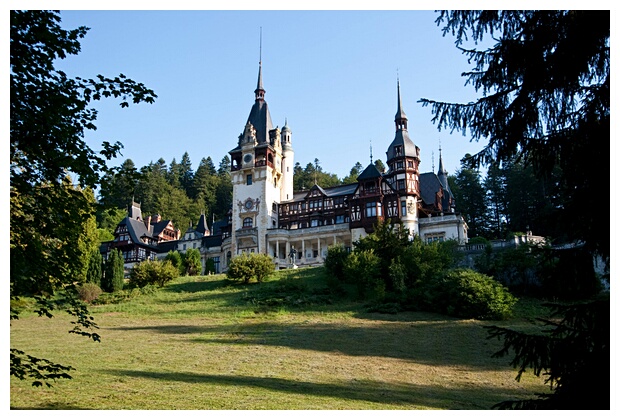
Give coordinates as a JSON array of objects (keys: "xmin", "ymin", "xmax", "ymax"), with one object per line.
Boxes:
[{"xmin": 228, "ymin": 59, "xmax": 291, "ymax": 256}]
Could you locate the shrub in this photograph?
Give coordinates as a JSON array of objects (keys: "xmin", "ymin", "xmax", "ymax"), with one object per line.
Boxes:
[
  {"xmin": 227, "ymin": 253, "xmax": 275, "ymax": 284},
  {"xmin": 387, "ymin": 258, "xmax": 407, "ymax": 293},
  {"xmin": 430, "ymin": 268, "xmax": 518, "ymax": 320},
  {"xmin": 128, "ymin": 259, "xmax": 178, "ymax": 288},
  {"xmin": 76, "ymin": 282, "xmax": 102, "ymax": 303},
  {"xmin": 343, "ymin": 250, "xmax": 383, "ymax": 300},
  {"xmin": 164, "ymin": 251, "xmax": 182, "ymax": 275},
  {"xmin": 324, "ymin": 244, "xmax": 349, "ymax": 286},
  {"xmin": 182, "ymin": 248, "xmax": 202, "ymax": 276}
]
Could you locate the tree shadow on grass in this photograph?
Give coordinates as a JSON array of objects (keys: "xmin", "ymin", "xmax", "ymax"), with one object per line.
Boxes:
[
  {"xmin": 108, "ymin": 318, "xmax": 504, "ymax": 369},
  {"xmin": 165, "ymin": 278, "xmax": 236, "ymax": 293},
  {"xmin": 11, "ymin": 402, "xmax": 92, "ymax": 410},
  {"xmin": 101, "ymin": 368, "xmax": 517, "ymax": 409}
]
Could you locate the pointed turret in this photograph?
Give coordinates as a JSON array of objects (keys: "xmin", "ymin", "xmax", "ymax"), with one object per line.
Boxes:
[
  {"xmin": 395, "ymin": 78, "xmax": 408, "ymax": 131},
  {"xmin": 255, "ymin": 61, "xmax": 265, "ymax": 101},
  {"xmin": 437, "ymin": 148, "xmax": 450, "ymax": 192},
  {"xmin": 245, "ymin": 61, "xmax": 273, "ymax": 145},
  {"xmin": 196, "ymin": 212, "xmax": 210, "ymax": 236},
  {"xmin": 386, "ymin": 79, "xmax": 418, "ymax": 162}
]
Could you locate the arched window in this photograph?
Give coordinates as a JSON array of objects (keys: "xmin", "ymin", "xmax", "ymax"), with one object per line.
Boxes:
[{"xmin": 243, "ymin": 217, "xmax": 253, "ymax": 228}]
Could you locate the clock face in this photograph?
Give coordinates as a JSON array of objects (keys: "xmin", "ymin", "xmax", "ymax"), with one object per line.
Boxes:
[
  {"xmin": 244, "ymin": 199, "xmax": 254, "ymax": 210},
  {"xmin": 243, "ymin": 154, "xmax": 253, "ymax": 163}
]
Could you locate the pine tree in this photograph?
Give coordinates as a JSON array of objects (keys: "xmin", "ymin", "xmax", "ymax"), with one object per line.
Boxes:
[
  {"xmin": 421, "ymin": 11, "xmax": 609, "ymax": 409},
  {"xmin": 103, "ymin": 249, "xmax": 125, "ymax": 292}
]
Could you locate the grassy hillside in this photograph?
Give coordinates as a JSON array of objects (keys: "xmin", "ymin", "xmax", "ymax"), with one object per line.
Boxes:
[{"xmin": 10, "ymin": 267, "xmax": 549, "ymax": 410}]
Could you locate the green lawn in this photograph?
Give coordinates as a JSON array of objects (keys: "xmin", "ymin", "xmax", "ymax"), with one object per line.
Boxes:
[{"xmin": 10, "ymin": 267, "xmax": 549, "ymax": 410}]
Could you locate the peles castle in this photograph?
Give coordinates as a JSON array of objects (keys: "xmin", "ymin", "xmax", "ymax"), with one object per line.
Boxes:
[{"xmin": 101, "ymin": 60, "xmax": 468, "ymax": 274}]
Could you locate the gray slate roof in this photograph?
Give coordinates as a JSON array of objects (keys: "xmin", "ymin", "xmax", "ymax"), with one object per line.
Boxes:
[
  {"xmin": 386, "ymin": 129, "xmax": 418, "ymax": 162},
  {"xmin": 419, "ymin": 172, "xmax": 455, "ymax": 211},
  {"xmin": 357, "ymin": 163, "xmax": 382, "ymax": 181}
]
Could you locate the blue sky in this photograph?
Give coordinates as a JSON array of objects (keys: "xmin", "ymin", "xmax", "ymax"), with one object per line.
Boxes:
[{"xmin": 49, "ymin": 7, "xmax": 497, "ymax": 182}]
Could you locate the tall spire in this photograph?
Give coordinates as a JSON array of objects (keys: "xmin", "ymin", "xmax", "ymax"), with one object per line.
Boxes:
[
  {"xmin": 438, "ymin": 140, "xmax": 447, "ymax": 176},
  {"xmin": 255, "ymin": 27, "xmax": 265, "ymax": 101},
  {"xmin": 395, "ymin": 77, "xmax": 408, "ymax": 131},
  {"xmin": 437, "ymin": 141, "xmax": 450, "ymax": 192}
]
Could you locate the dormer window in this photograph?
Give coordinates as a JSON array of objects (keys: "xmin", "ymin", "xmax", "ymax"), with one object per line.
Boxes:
[{"xmin": 395, "ymin": 145, "xmax": 403, "ymax": 156}]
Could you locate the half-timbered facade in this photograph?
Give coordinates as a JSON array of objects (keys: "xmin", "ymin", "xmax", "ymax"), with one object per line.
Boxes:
[{"xmin": 105, "ymin": 59, "xmax": 468, "ymax": 273}]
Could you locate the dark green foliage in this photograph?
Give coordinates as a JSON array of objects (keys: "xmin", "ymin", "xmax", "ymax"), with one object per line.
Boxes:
[
  {"xmin": 227, "ymin": 253, "xmax": 275, "ymax": 284},
  {"xmin": 86, "ymin": 251, "xmax": 103, "ymax": 286},
  {"xmin": 128, "ymin": 260, "xmax": 178, "ymax": 288},
  {"xmin": 486, "ymin": 298, "xmax": 609, "ymax": 409},
  {"xmin": 203, "ymin": 258, "xmax": 216, "ymax": 275},
  {"xmin": 293, "ymin": 159, "xmax": 342, "ymax": 191},
  {"xmin": 76, "ymin": 282, "xmax": 102, "ymax": 303},
  {"xmin": 324, "ymin": 244, "xmax": 349, "ymax": 286},
  {"xmin": 102, "ymin": 249, "xmax": 125, "ymax": 292},
  {"xmin": 353, "ymin": 220, "xmax": 411, "ymax": 293},
  {"xmin": 475, "ymin": 244, "xmax": 540, "ymax": 296},
  {"xmin": 164, "ymin": 250, "xmax": 183, "ymax": 275},
  {"xmin": 475, "ymin": 243, "xmax": 602, "ymax": 300},
  {"xmin": 387, "ymin": 259, "xmax": 407, "ymax": 293},
  {"xmin": 342, "ymin": 162, "xmax": 363, "ymax": 184},
  {"xmin": 536, "ymin": 246, "xmax": 602, "ymax": 300},
  {"xmin": 422, "ymin": 10, "xmax": 609, "ymax": 260},
  {"xmin": 10, "ymin": 348, "xmax": 74, "ymax": 388},
  {"xmin": 450, "ymin": 164, "xmax": 488, "ymax": 238},
  {"xmin": 424, "ymin": 11, "xmax": 609, "ymax": 409},
  {"xmin": 343, "ymin": 250, "xmax": 383, "ymax": 300},
  {"xmin": 337, "ymin": 227, "xmax": 514, "ymax": 320},
  {"xmin": 427, "ymin": 269, "xmax": 518, "ymax": 320},
  {"xmin": 10, "ymin": 10, "xmax": 155, "ymax": 386},
  {"xmin": 181, "ymin": 248, "xmax": 202, "ymax": 276},
  {"xmin": 401, "ymin": 237, "xmax": 459, "ymax": 288}
]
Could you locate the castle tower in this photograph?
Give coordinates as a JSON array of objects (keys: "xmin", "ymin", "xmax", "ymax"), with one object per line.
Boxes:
[
  {"xmin": 384, "ymin": 79, "xmax": 421, "ymax": 237},
  {"xmin": 228, "ymin": 56, "xmax": 284, "ymax": 256},
  {"xmin": 280, "ymin": 119, "xmax": 294, "ymax": 201}
]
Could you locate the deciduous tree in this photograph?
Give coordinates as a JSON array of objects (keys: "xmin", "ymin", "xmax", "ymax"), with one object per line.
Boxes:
[{"xmin": 10, "ymin": 10, "xmax": 156, "ymax": 386}]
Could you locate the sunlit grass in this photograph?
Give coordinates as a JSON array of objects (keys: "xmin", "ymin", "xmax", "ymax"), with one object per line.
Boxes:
[{"xmin": 10, "ymin": 267, "xmax": 549, "ymax": 410}]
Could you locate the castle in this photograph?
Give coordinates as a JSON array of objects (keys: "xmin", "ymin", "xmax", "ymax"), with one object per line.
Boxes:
[{"xmin": 102, "ymin": 60, "xmax": 468, "ymax": 273}]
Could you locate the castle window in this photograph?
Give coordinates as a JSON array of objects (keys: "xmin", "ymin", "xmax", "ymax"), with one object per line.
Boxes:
[
  {"xmin": 395, "ymin": 146, "xmax": 403, "ymax": 156},
  {"xmin": 396, "ymin": 161, "xmax": 404, "ymax": 170},
  {"xmin": 336, "ymin": 215, "xmax": 345, "ymax": 224},
  {"xmin": 243, "ymin": 217, "xmax": 253, "ymax": 228},
  {"xmin": 365, "ymin": 202, "xmax": 377, "ymax": 217},
  {"xmin": 246, "ymin": 174, "xmax": 252, "ymax": 185},
  {"xmin": 398, "ymin": 180, "xmax": 405, "ymax": 190},
  {"xmin": 401, "ymin": 200, "xmax": 407, "ymax": 216}
]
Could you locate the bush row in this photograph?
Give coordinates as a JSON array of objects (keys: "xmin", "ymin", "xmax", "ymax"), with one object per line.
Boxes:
[{"xmin": 325, "ymin": 221, "xmax": 518, "ymax": 320}]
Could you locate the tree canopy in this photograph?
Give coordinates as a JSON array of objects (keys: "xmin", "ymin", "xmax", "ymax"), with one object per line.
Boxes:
[
  {"xmin": 421, "ymin": 10, "xmax": 609, "ymax": 409},
  {"xmin": 10, "ymin": 10, "xmax": 156, "ymax": 386},
  {"xmin": 421, "ymin": 10, "xmax": 609, "ymax": 259}
]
